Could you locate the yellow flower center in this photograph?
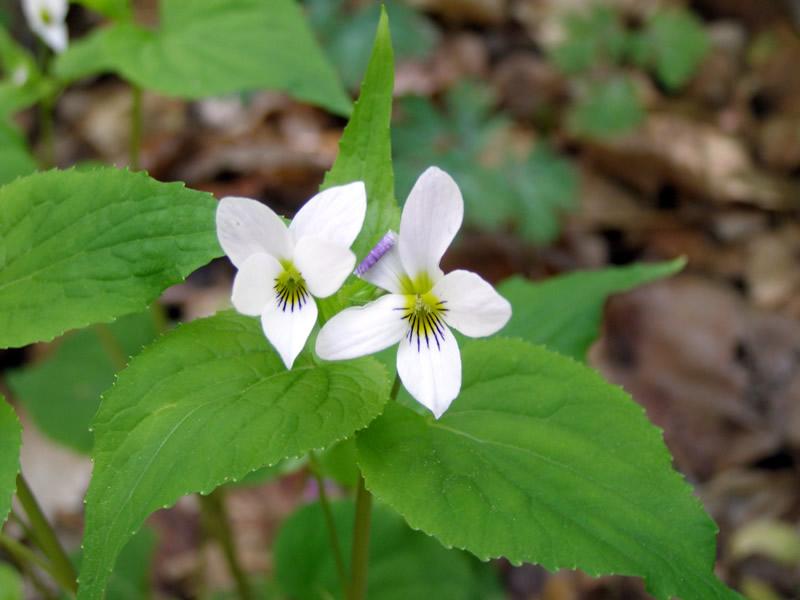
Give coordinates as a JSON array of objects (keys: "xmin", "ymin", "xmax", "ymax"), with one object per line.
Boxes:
[
  {"xmin": 399, "ymin": 290, "xmax": 448, "ymax": 351},
  {"xmin": 274, "ymin": 261, "xmax": 309, "ymax": 312},
  {"xmin": 39, "ymin": 8, "xmax": 53, "ymax": 24}
]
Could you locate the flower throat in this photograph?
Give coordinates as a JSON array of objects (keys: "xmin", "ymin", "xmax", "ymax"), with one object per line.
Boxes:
[
  {"xmin": 399, "ymin": 291, "xmax": 448, "ymax": 352},
  {"xmin": 274, "ymin": 261, "xmax": 308, "ymax": 312}
]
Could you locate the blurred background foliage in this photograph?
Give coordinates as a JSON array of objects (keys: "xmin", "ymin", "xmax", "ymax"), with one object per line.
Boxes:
[{"xmin": 1, "ymin": 0, "xmax": 800, "ymax": 598}]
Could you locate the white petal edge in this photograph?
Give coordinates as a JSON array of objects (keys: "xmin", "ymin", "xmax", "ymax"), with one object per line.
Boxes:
[
  {"xmin": 293, "ymin": 236, "xmax": 355, "ymax": 299},
  {"xmin": 40, "ymin": 23, "xmax": 68, "ymax": 53},
  {"xmin": 433, "ymin": 270, "xmax": 512, "ymax": 337},
  {"xmin": 261, "ymin": 296, "xmax": 318, "ymax": 370},
  {"xmin": 231, "ymin": 252, "xmax": 282, "ymax": 317},
  {"xmin": 316, "ymin": 294, "xmax": 407, "ymax": 361},
  {"xmin": 398, "ymin": 167, "xmax": 463, "ymax": 281},
  {"xmin": 359, "ymin": 237, "xmax": 407, "ymax": 294},
  {"xmin": 397, "ymin": 324, "xmax": 461, "ymax": 419},
  {"xmin": 290, "ymin": 182, "xmax": 367, "ymax": 250},
  {"xmin": 216, "ymin": 196, "xmax": 292, "ymax": 268},
  {"xmin": 23, "ymin": 0, "xmax": 68, "ymax": 53}
]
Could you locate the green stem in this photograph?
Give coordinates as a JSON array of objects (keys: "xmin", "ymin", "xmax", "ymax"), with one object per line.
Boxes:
[
  {"xmin": 0, "ymin": 531, "xmax": 53, "ymax": 579},
  {"xmin": 38, "ymin": 95, "xmax": 55, "ymax": 169},
  {"xmin": 347, "ymin": 375, "xmax": 400, "ymax": 600},
  {"xmin": 0, "ymin": 533, "xmax": 57, "ymax": 599},
  {"xmin": 93, "ymin": 323, "xmax": 127, "ymax": 371},
  {"xmin": 129, "ymin": 83, "xmax": 142, "ymax": 170},
  {"xmin": 149, "ymin": 302, "xmax": 169, "ymax": 334},
  {"xmin": 35, "ymin": 39, "xmax": 56, "ymax": 169},
  {"xmin": 15, "ymin": 474, "xmax": 77, "ymax": 594},
  {"xmin": 198, "ymin": 488, "xmax": 253, "ymax": 600},
  {"xmin": 348, "ymin": 474, "xmax": 372, "ymax": 600},
  {"xmin": 309, "ymin": 452, "xmax": 347, "ymax": 597}
]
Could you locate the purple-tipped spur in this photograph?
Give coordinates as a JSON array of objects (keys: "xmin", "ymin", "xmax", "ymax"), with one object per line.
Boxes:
[{"xmin": 355, "ymin": 231, "xmax": 397, "ymax": 276}]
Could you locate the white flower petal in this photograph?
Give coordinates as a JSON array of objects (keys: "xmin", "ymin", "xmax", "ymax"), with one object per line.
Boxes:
[
  {"xmin": 290, "ymin": 182, "xmax": 366, "ymax": 249},
  {"xmin": 397, "ymin": 323, "xmax": 461, "ymax": 419},
  {"xmin": 433, "ymin": 270, "xmax": 512, "ymax": 337},
  {"xmin": 23, "ymin": 0, "xmax": 68, "ymax": 53},
  {"xmin": 293, "ymin": 236, "xmax": 355, "ymax": 299},
  {"xmin": 216, "ymin": 196, "xmax": 292, "ymax": 267},
  {"xmin": 398, "ymin": 167, "xmax": 463, "ymax": 281},
  {"xmin": 24, "ymin": 0, "xmax": 68, "ymax": 20},
  {"xmin": 261, "ymin": 295, "xmax": 318, "ymax": 370},
  {"xmin": 359, "ymin": 239, "xmax": 406, "ymax": 294},
  {"xmin": 41, "ymin": 23, "xmax": 68, "ymax": 53},
  {"xmin": 231, "ymin": 252, "xmax": 281, "ymax": 317},
  {"xmin": 316, "ymin": 294, "xmax": 407, "ymax": 361}
]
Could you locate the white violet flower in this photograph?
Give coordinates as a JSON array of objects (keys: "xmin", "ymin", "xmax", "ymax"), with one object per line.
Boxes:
[
  {"xmin": 216, "ymin": 183, "xmax": 366, "ymax": 369},
  {"xmin": 316, "ymin": 167, "xmax": 512, "ymax": 418},
  {"xmin": 22, "ymin": 0, "xmax": 69, "ymax": 54}
]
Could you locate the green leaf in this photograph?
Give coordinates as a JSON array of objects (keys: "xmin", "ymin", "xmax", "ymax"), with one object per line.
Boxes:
[
  {"xmin": 506, "ymin": 144, "xmax": 579, "ymax": 244},
  {"xmin": 77, "ymin": 311, "xmax": 390, "ymax": 600},
  {"xmin": 54, "ymin": 0, "xmax": 350, "ymax": 116},
  {"xmin": 0, "ymin": 123, "xmax": 37, "ymax": 185},
  {"xmin": 0, "ymin": 395, "xmax": 21, "ymax": 526},
  {"xmin": 0, "ymin": 563, "xmax": 23, "ymax": 600},
  {"xmin": 275, "ymin": 499, "xmax": 492, "ymax": 600},
  {"xmin": 357, "ymin": 338, "xmax": 740, "ymax": 600},
  {"xmin": 7, "ymin": 312, "xmax": 157, "ymax": 454},
  {"xmin": 72, "ymin": 0, "xmax": 132, "ymax": 20},
  {"xmin": 568, "ymin": 76, "xmax": 645, "ymax": 139},
  {"xmin": 550, "ymin": 5, "xmax": 629, "ymax": 74},
  {"xmin": 68, "ymin": 528, "xmax": 157, "ymax": 600},
  {"xmin": 308, "ymin": 0, "xmax": 438, "ymax": 90},
  {"xmin": 321, "ymin": 6, "xmax": 398, "ymax": 262},
  {"xmin": 393, "ymin": 83, "xmax": 508, "ymax": 213},
  {"xmin": 0, "ymin": 168, "xmax": 220, "ymax": 348},
  {"xmin": 315, "ymin": 438, "xmax": 359, "ymax": 487},
  {"xmin": 105, "ymin": 527, "xmax": 156, "ymax": 600},
  {"xmin": 394, "ymin": 84, "xmax": 578, "ymax": 244},
  {"xmin": 0, "ymin": 29, "xmax": 51, "ymax": 120},
  {"xmin": 316, "ymin": 7, "xmax": 399, "ymax": 320},
  {"xmin": 498, "ymin": 259, "xmax": 685, "ymax": 360},
  {"xmin": 644, "ymin": 8, "xmax": 709, "ymax": 90}
]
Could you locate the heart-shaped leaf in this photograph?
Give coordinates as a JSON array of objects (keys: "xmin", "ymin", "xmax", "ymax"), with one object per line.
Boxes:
[
  {"xmin": 77, "ymin": 312, "xmax": 391, "ymax": 599},
  {"xmin": 357, "ymin": 338, "xmax": 739, "ymax": 599},
  {"xmin": 0, "ymin": 168, "xmax": 220, "ymax": 348}
]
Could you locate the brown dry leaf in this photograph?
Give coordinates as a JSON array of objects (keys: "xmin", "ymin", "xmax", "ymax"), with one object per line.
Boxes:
[
  {"xmin": 745, "ymin": 226, "xmax": 800, "ymax": 310},
  {"xmin": 492, "ymin": 53, "xmax": 567, "ymax": 121},
  {"xmin": 757, "ymin": 114, "xmax": 800, "ymax": 172},
  {"xmin": 407, "ymin": 0, "xmax": 507, "ymax": 25},
  {"xmin": 512, "ymin": 0, "xmax": 671, "ymax": 49},
  {"xmin": 592, "ymin": 276, "xmax": 759, "ymax": 480},
  {"xmin": 59, "ymin": 83, "xmax": 187, "ymax": 168},
  {"xmin": 584, "ymin": 114, "xmax": 800, "ymax": 211},
  {"xmin": 687, "ymin": 21, "xmax": 747, "ymax": 108},
  {"xmin": 703, "ymin": 469, "xmax": 797, "ymax": 529}
]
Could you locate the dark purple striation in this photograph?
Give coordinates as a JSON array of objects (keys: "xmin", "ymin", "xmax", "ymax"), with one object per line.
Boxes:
[{"xmin": 355, "ymin": 231, "xmax": 397, "ymax": 276}]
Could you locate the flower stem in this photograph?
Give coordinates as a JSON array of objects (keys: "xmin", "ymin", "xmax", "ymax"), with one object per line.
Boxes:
[
  {"xmin": 38, "ymin": 95, "xmax": 55, "ymax": 169},
  {"xmin": 348, "ymin": 375, "xmax": 400, "ymax": 600},
  {"xmin": 129, "ymin": 83, "xmax": 142, "ymax": 170},
  {"xmin": 0, "ymin": 531, "xmax": 54, "ymax": 581},
  {"xmin": 348, "ymin": 474, "xmax": 372, "ymax": 600},
  {"xmin": 198, "ymin": 488, "xmax": 253, "ymax": 600},
  {"xmin": 15, "ymin": 474, "xmax": 77, "ymax": 594},
  {"xmin": 308, "ymin": 452, "xmax": 347, "ymax": 597},
  {"xmin": 93, "ymin": 323, "xmax": 127, "ymax": 371},
  {"xmin": 0, "ymin": 533, "xmax": 58, "ymax": 599}
]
